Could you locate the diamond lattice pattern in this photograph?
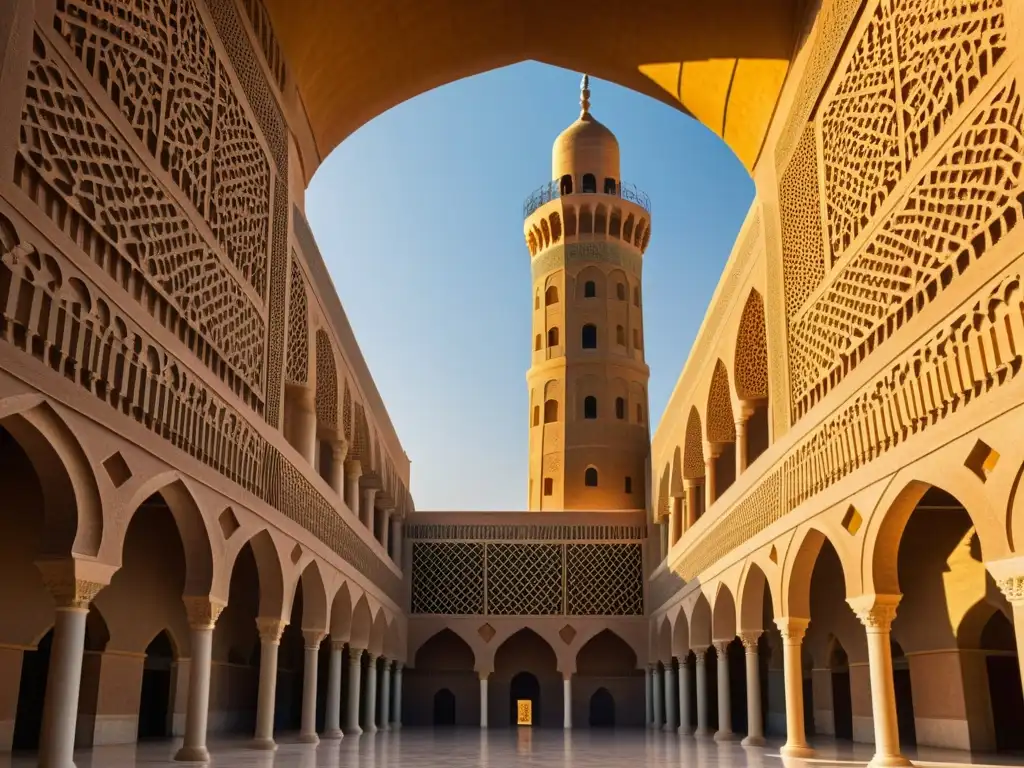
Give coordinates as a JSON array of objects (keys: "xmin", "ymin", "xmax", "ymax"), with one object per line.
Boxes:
[
  {"xmin": 487, "ymin": 544, "xmax": 563, "ymax": 615},
  {"xmin": 566, "ymin": 544, "xmax": 643, "ymax": 616},
  {"xmin": 411, "ymin": 542, "xmax": 484, "ymax": 615}
]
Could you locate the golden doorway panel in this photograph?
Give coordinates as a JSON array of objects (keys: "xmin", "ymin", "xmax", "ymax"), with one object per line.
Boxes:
[{"xmin": 517, "ymin": 699, "xmax": 532, "ymax": 725}]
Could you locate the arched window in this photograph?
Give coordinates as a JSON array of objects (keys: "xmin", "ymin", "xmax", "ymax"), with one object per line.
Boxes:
[
  {"xmin": 560, "ymin": 174, "xmax": 573, "ymax": 196},
  {"xmin": 584, "ymin": 396, "xmax": 597, "ymax": 419},
  {"xmin": 534, "ymin": 291, "xmax": 540, "ymax": 310},
  {"xmin": 545, "ymin": 286, "xmax": 559, "ymax": 305},
  {"xmin": 604, "ymin": 177, "xmax": 617, "ymax": 194},
  {"xmin": 582, "ymin": 324, "xmax": 598, "ymax": 349},
  {"xmin": 582, "ymin": 173, "xmax": 596, "ymax": 193},
  {"xmin": 544, "ymin": 399, "xmax": 559, "ymax": 423},
  {"xmin": 616, "ymin": 325, "xmax": 625, "ymax": 346},
  {"xmin": 616, "ymin": 283, "xmax": 626, "ymax": 301},
  {"xmin": 543, "ymin": 477, "xmax": 554, "ymax": 496},
  {"xmin": 532, "ymin": 405, "xmax": 540, "ymax": 426},
  {"xmin": 534, "ymin": 334, "xmax": 541, "ymax": 351},
  {"xmin": 633, "ymin": 287, "xmax": 641, "ymax": 306},
  {"xmin": 584, "ymin": 281, "xmax": 596, "ymax": 298},
  {"xmin": 624, "ymin": 476, "xmax": 633, "ymax": 494},
  {"xmin": 584, "ymin": 467, "xmax": 599, "ymax": 487},
  {"xmin": 547, "ymin": 327, "xmax": 560, "ymax": 347},
  {"xmin": 615, "ymin": 397, "xmax": 625, "ymax": 420}
]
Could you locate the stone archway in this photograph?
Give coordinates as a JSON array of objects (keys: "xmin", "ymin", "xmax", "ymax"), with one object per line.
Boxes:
[
  {"xmin": 409, "ymin": 629, "xmax": 477, "ymax": 727},
  {"xmin": 575, "ymin": 629, "xmax": 642, "ymax": 728},
  {"xmin": 493, "ymin": 629, "xmax": 559, "ymax": 728}
]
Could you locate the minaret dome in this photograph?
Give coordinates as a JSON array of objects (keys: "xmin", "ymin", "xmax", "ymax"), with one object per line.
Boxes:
[{"xmin": 552, "ymin": 74, "xmax": 620, "ymax": 184}]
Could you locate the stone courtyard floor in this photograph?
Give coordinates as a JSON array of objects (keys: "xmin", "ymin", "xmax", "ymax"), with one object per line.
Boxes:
[{"xmin": 5, "ymin": 730, "xmax": 1024, "ymax": 767}]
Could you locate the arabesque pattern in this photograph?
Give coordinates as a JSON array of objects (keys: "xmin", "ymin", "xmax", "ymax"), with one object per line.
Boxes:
[
  {"xmin": 566, "ymin": 544, "xmax": 643, "ymax": 616},
  {"xmin": 315, "ymin": 329, "xmax": 338, "ymax": 429},
  {"xmin": 734, "ymin": 291, "xmax": 768, "ymax": 401},
  {"xmin": 410, "ymin": 542, "xmax": 485, "ymax": 615},
  {"xmin": 486, "ymin": 544, "xmax": 563, "ymax": 615},
  {"xmin": 286, "ymin": 258, "xmax": 309, "ymax": 384}
]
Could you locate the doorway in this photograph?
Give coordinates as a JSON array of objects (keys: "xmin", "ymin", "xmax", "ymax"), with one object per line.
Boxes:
[
  {"xmin": 509, "ymin": 672, "xmax": 541, "ymax": 726},
  {"xmin": 589, "ymin": 687, "xmax": 615, "ymax": 727},
  {"xmin": 138, "ymin": 632, "xmax": 174, "ymax": 740},
  {"xmin": 433, "ymin": 688, "xmax": 456, "ymax": 726},
  {"xmin": 12, "ymin": 629, "xmax": 53, "ymax": 751}
]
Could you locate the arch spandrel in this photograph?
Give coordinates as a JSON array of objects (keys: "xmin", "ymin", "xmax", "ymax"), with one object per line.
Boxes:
[{"xmin": 263, "ymin": 0, "xmax": 801, "ymax": 178}]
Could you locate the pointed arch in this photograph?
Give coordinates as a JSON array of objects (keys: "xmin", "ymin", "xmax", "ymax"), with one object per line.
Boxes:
[
  {"xmin": 329, "ymin": 581, "xmax": 354, "ymax": 641},
  {"xmin": 705, "ymin": 359, "xmax": 736, "ymax": 443},
  {"xmin": 368, "ymin": 609, "xmax": 388, "ymax": 655},
  {"xmin": 315, "ymin": 329, "xmax": 339, "ymax": 432},
  {"xmin": 0, "ymin": 398, "xmax": 103, "ymax": 558},
  {"xmin": 119, "ymin": 475, "xmax": 216, "ymax": 598},
  {"xmin": 576, "ymin": 629, "xmax": 638, "ymax": 673},
  {"xmin": 349, "ymin": 594, "xmax": 374, "ymax": 649},
  {"xmin": 712, "ymin": 583, "xmax": 737, "ymax": 640},
  {"xmin": 295, "ymin": 560, "xmax": 329, "ymax": 632},
  {"xmin": 683, "ymin": 407, "xmax": 705, "ymax": 480},
  {"xmin": 414, "ymin": 628, "xmax": 476, "ymax": 671},
  {"xmin": 671, "ymin": 608, "xmax": 690, "ymax": 657},
  {"xmin": 655, "ymin": 616, "xmax": 672, "ymax": 662},
  {"xmin": 229, "ymin": 529, "xmax": 286, "ymax": 619},
  {"xmin": 738, "ymin": 560, "xmax": 774, "ymax": 633},
  {"xmin": 493, "ymin": 627, "xmax": 558, "ymax": 673},
  {"xmin": 688, "ymin": 593, "xmax": 712, "ymax": 650},
  {"xmin": 783, "ymin": 526, "xmax": 850, "ymax": 619},
  {"xmin": 734, "ymin": 289, "xmax": 769, "ymax": 401}
]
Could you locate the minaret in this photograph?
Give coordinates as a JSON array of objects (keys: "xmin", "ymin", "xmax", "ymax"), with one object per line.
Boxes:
[{"xmin": 523, "ymin": 75, "xmax": 652, "ymax": 511}]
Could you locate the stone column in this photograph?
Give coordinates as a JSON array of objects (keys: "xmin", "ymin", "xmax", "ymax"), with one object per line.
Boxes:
[
  {"xmin": 253, "ymin": 618, "xmax": 286, "ymax": 750},
  {"xmin": 645, "ymin": 665, "xmax": 653, "ymax": 728},
  {"xmin": 704, "ymin": 450, "xmax": 719, "ymax": 510},
  {"xmin": 345, "ymin": 648, "xmax": 364, "ymax": 735},
  {"xmin": 392, "ymin": 519, "xmax": 404, "ymax": 567},
  {"xmin": 849, "ymin": 595, "xmax": 911, "ymax": 768},
  {"xmin": 563, "ymin": 674, "xmax": 572, "ymax": 729},
  {"xmin": 174, "ymin": 597, "xmax": 226, "ymax": 762},
  {"xmin": 392, "ymin": 662, "xmax": 403, "ymax": 729},
  {"xmin": 329, "ymin": 439, "xmax": 348, "ymax": 497},
  {"xmin": 670, "ymin": 496, "xmax": 683, "ymax": 547},
  {"xmin": 344, "ymin": 460, "xmax": 362, "ymax": 514},
  {"xmin": 299, "ymin": 630, "xmax": 325, "ymax": 743},
  {"xmin": 991, "ymin": 567, "xmax": 1024, "ymax": 698},
  {"xmin": 479, "ymin": 674, "xmax": 489, "ymax": 728},
  {"xmin": 662, "ymin": 663, "xmax": 677, "ymax": 731},
  {"xmin": 678, "ymin": 656, "xmax": 692, "ymax": 736},
  {"xmin": 685, "ymin": 480, "xmax": 700, "ymax": 530},
  {"xmin": 695, "ymin": 649, "xmax": 710, "ymax": 737},
  {"xmin": 362, "ymin": 653, "xmax": 378, "ymax": 734},
  {"xmin": 714, "ymin": 641, "xmax": 735, "ymax": 741},
  {"xmin": 380, "ymin": 660, "xmax": 392, "ymax": 732},
  {"xmin": 740, "ymin": 631, "xmax": 765, "ymax": 746},
  {"xmin": 652, "ymin": 663, "xmax": 664, "ymax": 729},
  {"xmin": 38, "ymin": 578, "xmax": 102, "ymax": 768},
  {"xmin": 776, "ymin": 617, "xmax": 814, "ymax": 758},
  {"xmin": 323, "ymin": 640, "xmax": 345, "ymax": 739},
  {"xmin": 735, "ymin": 415, "xmax": 749, "ymax": 475},
  {"xmin": 380, "ymin": 508, "xmax": 393, "ymax": 552},
  {"xmin": 361, "ymin": 488, "xmax": 378, "ymax": 532}
]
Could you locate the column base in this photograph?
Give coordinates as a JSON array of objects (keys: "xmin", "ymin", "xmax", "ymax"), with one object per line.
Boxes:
[
  {"xmin": 250, "ymin": 737, "xmax": 277, "ymax": 751},
  {"xmin": 173, "ymin": 745, "xmax": 210, "ymax": 763},
  {"xmin": 343, "ymin": 725, "xmax": 363, "ymax": 736},
  {"xmin": 322, "ymin": 728, "xmax": 344, "ymax": 740},
  {"xmin": 694, "ymin": 726, "xmax": 712, "ymax": 738},
  {"xmin": 382, "ymin": 723, "xmax": 391, "ymax": 732},
  {"xmin": 678, "ymin": 725, "xmax": 693, "ymax": 736},
  {"xmin": 741, "ymin": 735, "xmax": 766, "ymax": 747},
  {"xmin": 714, "ymin": 730, "xmax": 737, "ymax": 742},
  {"xmin": 297, "ymin": 732, "xmax": 320, "ymax": 744},
  {"xmin": 662, "ymin": 724, "xmax": 676, "ymax": 733},
  {"xmin": 780, "ymin": 743, "xmax": 815, "ymax": 758},
  {"xmin": 868, "ymin": 754, "xmax": 913, "ymax": 768},
  {"xmin": 364, "ymin": 725, "xmax": 378, "ymax": 735}
]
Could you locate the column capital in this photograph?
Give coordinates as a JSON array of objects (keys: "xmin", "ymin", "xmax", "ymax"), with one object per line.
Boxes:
[
  {"xmin": 302, "ymin": 629, "xmax": 326, "ymax": 650},
  {"xmin": 694, "ymin": 649, "xmax": 706, "ymax": 666},
  {"xmin": 45, "ymin": 578, "xmax": 105, "ymax": 610},
  {"xmin": 987, "ymin": 557, "xmax": 1024, "ymax": 604},
  {"xmin": 713, "ymin": 640, "xmax": 731, "ymax": 657},
  {"xmin": 674, "ymin": 653, "xmax": 690, "ymax": 666},
  {"xmin": 332, "ymin": 437, "xmax": 350, "ymax": 462},
  {"xmin": 996, "ymin": 576, "xmax": 1024, "ymax": 604},
  {"xmin": 478, "ymin": 670, "xmax": 490, "ymax": 681},
  {"xmin": 739, "ymin": 631, "xmax": 761, "ymax": 649},
  {"xmin": 331, "ymin": 639, "xmax": 347, "ymax": 652},
  {"xmin": 36, "ymin": 559, "xmax": 110, "ymax": 609},
  {"xmin": 255, "ymin": 617, "xmax": 287, "ymax": 643},
  {"xmin": 395, "ymin": 661, "xmax": 404, "ymax": 672},
  {"xmin": 364, "ymin": 651, "xmax": 378, "ymax": 663},
  {"xmin": 848, "ymin": 594, "xmax": 901, "ymax": 630},
  {"xmin": 183, "ymin": 596, "xmax": 227, "ymax": 630},
  {"xmin": 349, "ymin": 647, "xmax": 365, "ymax": 661},
  {"xmin": 774, "ymin": 616, "xmax": 810, "ymax": 641},
  {"xmin": 345, "ymin": 459, "xmax": 362, "ymax": 478}
]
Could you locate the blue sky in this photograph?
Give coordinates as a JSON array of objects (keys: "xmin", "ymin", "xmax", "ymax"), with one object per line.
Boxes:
[{"xmin": 306, "ymin": 63, "xmax": 754, "ymax": 511}]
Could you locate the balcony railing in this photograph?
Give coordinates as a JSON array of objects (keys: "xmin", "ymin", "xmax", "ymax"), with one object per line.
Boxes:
[{"xmin": 523, "ymin": 180, "xmax": 652, "ymax": 218}]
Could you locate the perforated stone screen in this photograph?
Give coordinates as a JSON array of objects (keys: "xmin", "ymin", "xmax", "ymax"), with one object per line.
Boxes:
[
  {"xmin": 486, "ymin": 543, "xmax": 563, "ymax": 615},
  {"xmin": 410, "ymin": 542, "xmax": 484, "ymax": 615},
  {"xmin": 566, "ymin": 543, "xmax": 643, "ymax": 616}
]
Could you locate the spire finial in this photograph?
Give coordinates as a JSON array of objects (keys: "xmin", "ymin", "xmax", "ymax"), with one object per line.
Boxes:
[{"xmin": 580, "ymin": 73, "xmax": 591, "ymax": 116}]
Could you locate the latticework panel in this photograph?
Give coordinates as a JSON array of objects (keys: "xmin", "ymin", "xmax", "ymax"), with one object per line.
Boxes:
[
  {"xmin": 566, "ymin": 544, "xmax": 643, "ymax": 616},
  {"xmin": 411, "ymin": 542, "xmax": 485, "ymax": 615},
  {"xmin": 487, "ymin": 544, "xmax": 563, "ymax": 615}
]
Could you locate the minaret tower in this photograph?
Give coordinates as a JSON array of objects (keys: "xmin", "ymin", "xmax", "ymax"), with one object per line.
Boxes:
[{"xmin": 523, "ymin": 75, "xmax": 652, "ymax": 511}]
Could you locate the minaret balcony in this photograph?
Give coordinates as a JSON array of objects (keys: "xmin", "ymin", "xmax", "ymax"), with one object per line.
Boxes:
[{"xmin": 523, "ymin": 179, "xmax": 651, "ymax": 219}]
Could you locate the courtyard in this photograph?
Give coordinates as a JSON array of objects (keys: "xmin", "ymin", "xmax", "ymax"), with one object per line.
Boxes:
[{"xmin": 4, "ymin": 731, "xmax": 1022, "ymax": 768}]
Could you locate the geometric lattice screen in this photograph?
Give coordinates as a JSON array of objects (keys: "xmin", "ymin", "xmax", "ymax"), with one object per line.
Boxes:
[
  {"xmin": 411, "ymin": 542, "xmax": 484, "ymax": 615},
  {"xmin": 486, "ymin": 543, "xmax": 563, "ymax": 615},
  {"xmin": 410, "ymin": 540, "xmax": 643, "ymax": 616},
  {"xmin": 565, "ymin": 544, "xmax": 643, "ymax": 616}
]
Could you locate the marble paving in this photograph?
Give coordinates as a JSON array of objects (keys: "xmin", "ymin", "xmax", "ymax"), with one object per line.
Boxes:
[{"xmin": 4, "ymin": 730, "xmax": 1024, "ymax": 767}]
